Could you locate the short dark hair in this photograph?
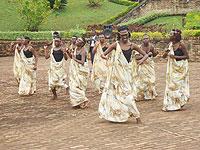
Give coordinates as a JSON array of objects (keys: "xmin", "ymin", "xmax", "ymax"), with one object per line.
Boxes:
[
  {"xmin": 24, "ymin": 36, "xmax": 31, "ymax": 40},
  {"xmin": 117, "ymin": 25, "xmax": 131, "ymax": 40},
  {"xmin": 171, "ymin": 29, "xmax": 182, "ymax": 42},
  {"xmin": 117, "ymin": 25, "xmax": 129, "ymax": 32}
]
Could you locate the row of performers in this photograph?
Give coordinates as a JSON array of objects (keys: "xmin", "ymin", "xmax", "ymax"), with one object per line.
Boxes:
[{"xmin": 12, "ymin": 26, "xmax": 190, "ymax": 124}]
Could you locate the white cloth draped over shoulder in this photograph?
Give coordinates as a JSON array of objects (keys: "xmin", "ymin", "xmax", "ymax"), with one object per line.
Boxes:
[
  {"xmin": 69, "ymin": 49, "xmax": 89, "ymax": 107},
  {"xmin": 163, "ymin": 42, "xmax": 190, "ymax": 111},
  {"xmin": 91, "ymin": 43, "xmax": 108, "ymax": 93},
  {"xmin": 48, "ymin": 48, "xmax": 68, "ymax": 91},
  {"xmin": 18, "ymin": 47, "xmax": 36, "ymax": 95},
  {"xmin": 99, "ymin": 42, "xmax": 140, "ymax": 122},
  {"xmin": 137, "ymin": 52, "xmax": 158, "ymax": 100}
]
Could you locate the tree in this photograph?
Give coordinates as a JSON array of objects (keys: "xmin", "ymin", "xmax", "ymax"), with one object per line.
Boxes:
[{"xmin": 16, "ymin": 0, "xmax": 50, "ymax": 31}]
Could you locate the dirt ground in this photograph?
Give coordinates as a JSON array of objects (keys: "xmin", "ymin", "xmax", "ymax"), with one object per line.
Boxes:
[{"xmin": 0, "ymin": 57, "xmax": 200, "ymax": 150}]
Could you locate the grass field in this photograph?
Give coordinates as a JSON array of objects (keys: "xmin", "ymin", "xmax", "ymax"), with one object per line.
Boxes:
[
  {"xmin": 0, "ymin": 0, "xmax": 127, "ymax": 31},
  {"xmin": 145, "ymin": 15, "xmax": 184, "ymax": 31}
]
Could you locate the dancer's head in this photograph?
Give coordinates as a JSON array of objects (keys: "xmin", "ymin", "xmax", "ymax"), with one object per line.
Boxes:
[
  {"xmin": 52, "ymin": 31, "xmax": 60, "ymax": 39},
  {"xmin": 143, "ymin": 34, "xmax": 150, "ymax": 45},
  {"xmin": 23, "ymin": 36, "xmax": 31, "ymax": 45},
  {"xmin": 71, "ymin": 36, "xmax": 77, "ymax": 44},
  {"xmin": 76, "ymin": 37, "xmax": 86, "ymax": 48},
  {"xmin": 54, "ymin": 37, "xmax": 62, "ymax": 47},
  {"xmin": 117, "ymin": 26, "xmax": 131, "ymax": 43},
  {"xmin": 98, "ymin": 33, "xmax": 106, "ymax": 43},
  {"xmin": 16, "ymin": 37, "xmax": 22, "ymax": 45},
  {"xmin": 170, "ymin": 29, "xmax": 182, "ymax": 43}
]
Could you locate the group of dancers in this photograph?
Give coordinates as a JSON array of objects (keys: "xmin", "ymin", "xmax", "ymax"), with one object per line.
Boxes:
[{"xmin": 11, "ymin": 26, "xmax": 190, "ymax": 123}]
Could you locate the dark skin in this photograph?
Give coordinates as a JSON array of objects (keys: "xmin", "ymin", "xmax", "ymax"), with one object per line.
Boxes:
[
  {"xmin": 101, "ymin": 30, "xmax": 149, "ymax": 124},
  {"xmin": 163, "ymin": 34, "xmax": 189, "ymax": 60},
  {"xmin": 101, "ymin": 30, "xmax": 149, "ymax": 66},
  {"xmin": 44, "ymin": 40, "xmax": 68, "ymax": 61},
  {"xmin": 136, "ymin": 37, "xmax": 158, "ymax": 60},
  {"xmin": 23, "ymin": 39, "xmax": 38, "ymax": 70},
  {"xmin": 44, "ymin": 39, "xmax": 68, "ymax": 100},
  {"xmin": 66, "ymin": 38, "xmax": 89, "ymax": 108},
  {"xmin": 93, "ymin": 34, "xmax": 110, "ymax": 54},
  {"xmin": 66, "ymin": 38, "xmax": 86, "ymax": 65},
  {"xmin": 10, "ymin": 39, "xmax": 23, "ymax": 52}
]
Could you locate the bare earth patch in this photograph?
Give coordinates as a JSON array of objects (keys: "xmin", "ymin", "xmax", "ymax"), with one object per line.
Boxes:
[{"xmin": 0, "ymin": 57, "xmax": 200, "ymax": 150}]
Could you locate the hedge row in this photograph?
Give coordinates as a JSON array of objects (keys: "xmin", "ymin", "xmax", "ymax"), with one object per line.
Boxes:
[
  {"xmin": 0, "ymin": 28, "xmax": 86, "ymax": 40},
  {"xmin": 131, "ymin": 30, "xmax": 200, "ymax": 40},
  {"xmin": 102, "ymin": 3, "xmax": 138, "ymax": 24},
  {"xmin": 120, "ymin": 12, "xmax": 172, "ymax": 26},
  {"xmin": 108, "ymin": 0, "xmax": 138, "ymax": 6},
  {"xmin": 0, "ymin": 30, "xmax": 199, "ymax": 41},
  {"xmin": 102, "ymin": 0, "xmax": 139, "ymax": 24}
]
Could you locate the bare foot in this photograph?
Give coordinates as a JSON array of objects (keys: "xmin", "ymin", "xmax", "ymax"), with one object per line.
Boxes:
[
  {"xmin": 65, "ymin": 87, "xmax": 69, "ymax": 95},
  {"xmin": 136, "ymin": 118, "xmax": 142, "ymax": 124},
  {"xmin": 51, "ymin": 94, "xmax": 57, "ymax": 100},
  {"xmin": 80, "ymin": 101, "xmax": 89, "ymax": 109}
]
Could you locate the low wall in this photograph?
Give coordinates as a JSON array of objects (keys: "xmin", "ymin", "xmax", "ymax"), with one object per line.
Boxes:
[{"xmin": 0, "ymin": 38, "xmax": 200, "ymax": 62}]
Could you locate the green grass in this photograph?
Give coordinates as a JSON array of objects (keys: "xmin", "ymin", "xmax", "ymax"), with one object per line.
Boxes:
[
  {"xmin": 0, "ymin": 0, "xmax": 128, "ymax": 31},
  {"xmin": 146, "ymin": 15, "xmax": 184, "ymax": 31}
]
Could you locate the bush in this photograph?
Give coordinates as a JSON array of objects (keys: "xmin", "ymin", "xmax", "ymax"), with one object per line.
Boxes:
[
  {"xmin": 108, "ymin": 0, "xmax": 137, "ymax": 6},
  {"xmin": 120, "ymin": 12, "xmax": 170, "ymax": 26},
  {"xmin": 16, "ymin": 0, "xmax": 51, "ymax": 31},
  {"xmin": 88, "ymin": 0, "xmax": 104, "ymax": 7},
  {"xmin": 68, "ymin": 26, "xmax": 87, "ymax": 37},
  {"xmin": 131, "ymin": 31, "xmax": 166, "ymax": 40},
  {"xmin": 1, "ymin": 30, "xmax": 199, "ymax": 41},
  {"xmin": 0, "ymin": 31, "xmax": 71, "ymax": 40},
  {"xmin": 182, "ymin": 30, "xmax": 200, "ymax": 38},
  {"xmin": 185, "ymin": 12, "xmax": 200, "ymax": 29}
]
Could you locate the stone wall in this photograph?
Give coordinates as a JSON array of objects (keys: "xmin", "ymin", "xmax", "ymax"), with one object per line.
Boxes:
[
  {"xmin": 0, "ymin": 38, "xmax": 200, "ymax": 62},
  {"xmin": 115, "ymin": 0, "xmax": 200, "ymax": 24}
]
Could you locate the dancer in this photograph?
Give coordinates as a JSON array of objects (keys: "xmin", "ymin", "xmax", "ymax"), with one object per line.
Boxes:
[
  {"xmin": 99, "ymin": 26, "xmax": 150, "ymax": 123},
  {"xmin": 44, "ymin": 37, "xmax": 69, "ymax": 100},
  {"xmin": 91, "ymin": 33, "xmax": 110, "ymax": 93},
  {"xmin": 162, "ymin": 29, "xmax": 190, "ymax": 111},
  {"xmin": 66, "ymin": 37, "xmax": 89, "ymax": 109},
  {"xmin": 18, "ymin": 36, "xmax": 38, "ymax": 95},
  {"xmin": 136, "ymin": 34, "xmax": 158, "ymax": 100}
]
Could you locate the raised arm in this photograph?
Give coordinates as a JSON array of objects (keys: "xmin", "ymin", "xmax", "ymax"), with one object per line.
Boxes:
[
  {"xmin": 101, "ymin": 42, "xmax": 117, "ymax": 59},
  {"xmin": 132, "ymin": 44, "xmax": 149, "ymax": 65},
  {"xmin": 44, "ymin": 45, "xmax": 50, "ymax": 59}
]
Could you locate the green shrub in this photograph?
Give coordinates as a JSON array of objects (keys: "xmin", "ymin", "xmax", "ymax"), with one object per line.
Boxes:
[
  {"xmin": 131, "ymin": 31, "xmax": 166, "ymax": 40},
  {"xmin": 182, "ymin": 30, "xmax": 200, "ymax": 38},
  {"xmin": 108, "ymin": 0, "xmax": 137, "ymax": 6},
  {"xmin": 121, "ymin": 12, "xmax": 170, "ymax": 26},
  {"xmin": 0, "ymin": 31, "xmax": 71, "ymax": 40},
  {"xmin": 185, "ymin": 12, "xmax": 200, "ymax": 29},
  {"xmin": 1, "ymin": 30, "xmax": 199, "ymax": 41},
  {"xmin": 16, "ymin": 0, "xmax": 51, "ymax": 31},
  {"xmin": 68, "ymin": 26, "xmax": 87, "ymax": 37}
]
